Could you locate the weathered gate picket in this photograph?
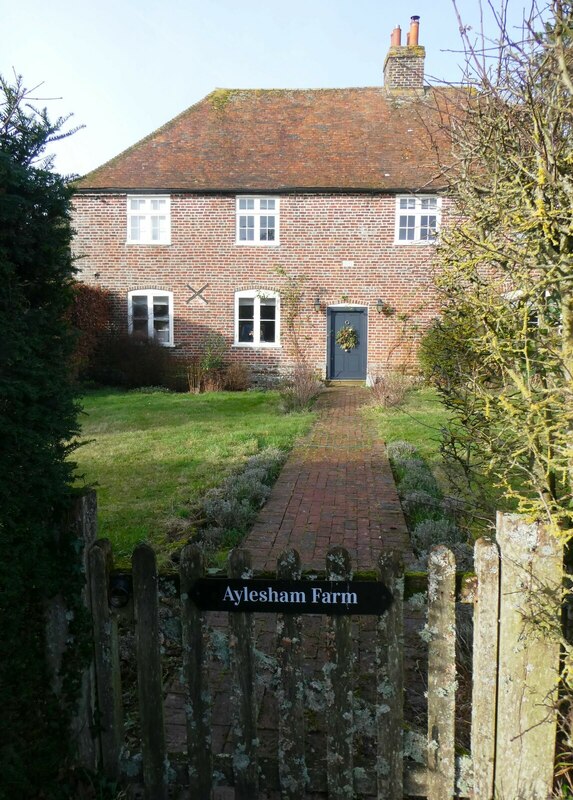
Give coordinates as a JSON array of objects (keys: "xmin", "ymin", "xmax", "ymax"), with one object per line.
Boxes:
[
  {"xmin": 276, "ymin": 549, "xmax": 306, "ymax": 798},
  {"xmin": 427, "ymin": 546, "xmax": 456, "ymax": 799},
  {"xmin": 376, "ymin": 550, "xmax": 404, "ymax": 798},
  {"xmin": 84, "ymin": 511, "xmax": 563, "ymax": 799},
  {"xmin": 473, "ymin": 515, "xmax": 563, "ymax": 799},
  {"xmin": 180, "ymin": 544, "xmax": 212, "ymax": 795},
  {"xmin": 228, "ymin": 548, "xmax": 259, "ymax": 799}
]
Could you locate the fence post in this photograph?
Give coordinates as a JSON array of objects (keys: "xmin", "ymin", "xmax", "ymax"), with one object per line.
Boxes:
[
  {"xmin": 180, "ymin": 543, "xmax": 212, "ymax": 798},
  {"xmin": 132, "ymin": 544, "xmax": 168, "ymax": 800},
  {"xmin": 45, "ymin": 491, "xmax": 98, "ymax": 771},
  {"xmin": 325, "ymin": 546, "xmax": 354, "ymax": 800},
  {"xmin": 471, "ymin": 538, "xmax": 500, "ymax": 800},
  {"xmin": 228, "ymin": 548, "xmax": 259, "ymax": 799},
  {"xmin": 494, "ymin": 513, "xmax": 562, "ymax": 799},
  {"xmin": 276, "ymin": 548, "xmax": 307, "ymax": 798},
  {"xmin": 427, "ymin": 546, "xmax": 456, "ymax": 800},
  {"xmin": 89, "ymin": 539, "xmax": 123, "ymax": 780},
  {"xmin": 376, "ymin": 549, "xmax": 404, "ymax": 800},
  {"xmin": 71, "ymin": 491, "xmax": 100, "ymax": 769}
]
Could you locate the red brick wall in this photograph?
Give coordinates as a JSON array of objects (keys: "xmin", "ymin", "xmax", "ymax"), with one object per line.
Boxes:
[
  {"xmin": 383, "ymin": 48, "xmax": 426, "ymax": 92},
  {"xmin": 72, "ymin": 192, "xmax": 444, "ymax": 381}
]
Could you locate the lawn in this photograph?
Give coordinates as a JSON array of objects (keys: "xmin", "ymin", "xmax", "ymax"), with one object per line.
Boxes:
[
  {"xmin": 74, "ymin": 389, "xmax": 315, "ymax": 566},
  {"xmin": 367, "ymin": 386, "xmax": 504, "ymax": 525},
  {"xmin": 365, "ymin": 386, "xmax": 450, "ymax": 469}
]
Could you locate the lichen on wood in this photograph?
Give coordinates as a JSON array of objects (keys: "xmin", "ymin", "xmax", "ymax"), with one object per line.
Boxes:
[{"xmin": 427, "ymin": 546, "xmax": 456, "ymax": 800}]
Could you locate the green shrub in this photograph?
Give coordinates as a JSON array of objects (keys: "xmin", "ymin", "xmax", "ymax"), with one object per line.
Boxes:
[
  {"xmin": 68, "ymin": 283, "xmax": 113, "ymax": 380},
  {"xmin": 386, "ymin": 441, "xmax": 418, "ymax": 461},
  {"xmin": 199, "ymin": 332, "xmax": 228, "ymax": 372},
  {"xmin": 197, "ymin": 447, "xmax": 286, "ymax": 552},
  {"xmin": 128, "ymin": 385, "xmax": 172, "ymax": 394},
  {"xmin": 0, "ymin": 74, "xmax": 86, "ymax": 796},
  {"xmin": 245, "ymin": 447, "xmax": 286, "ymax": 482},
  {"xmin": 411, "ymin": 518, "xmax": 464, "ymax": 553},
  {"xmin": 387, "ymin": 440, "xmax": 473, "ymax": 569},
  {"xmin": 202, "ymin": 494, "xmax": 260, "ymax": 532},
  {"xmin": 89, "ymin": 330, "xmax": 175, "ymax": 389},
  {"xmin": 397, "ymin": 459, "xmax": 440, "ymax": 497},
  {"xmin": 418, "ymin": 318, "xmax": 483, "ymax": 392},
  {"xmin": 400, "ymin": 489, "xmax": 444, "ymax": 525},
  {"xmin": 199, "ymin": 332, "xmax": 229, "ymax": 391}
]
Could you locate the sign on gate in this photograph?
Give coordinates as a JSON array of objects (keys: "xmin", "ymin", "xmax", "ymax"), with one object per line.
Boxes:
[{"xmin": 189, "ymin": 577, "xmax": 393, "ymax": 615}]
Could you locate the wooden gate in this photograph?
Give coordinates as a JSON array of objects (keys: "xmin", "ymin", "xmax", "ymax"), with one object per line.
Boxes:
[{"xmin": 84, "ymin": 511, "xmax": 562, "ymax": 799}]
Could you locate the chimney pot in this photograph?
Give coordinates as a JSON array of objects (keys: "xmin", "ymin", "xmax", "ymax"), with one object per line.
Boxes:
[
  {"xmin": 383, "ymin": 14, "xmax": 425, "ymax": 92},
  {"xmin": 409, "ymin": 15, "xmax": 420, "ymax": 46}
]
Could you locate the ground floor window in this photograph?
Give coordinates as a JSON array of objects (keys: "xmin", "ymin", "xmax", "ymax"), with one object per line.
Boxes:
[
  {"xmin": 234, "ymin": 290, "xmax": 280, "ymax": 346},
  {"xmin": 128, "ymin": 290, "xmax": 174, "ymax": 346}
]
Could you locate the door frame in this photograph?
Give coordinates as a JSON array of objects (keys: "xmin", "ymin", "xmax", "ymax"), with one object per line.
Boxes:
[{"xmin": 326, "ymin": 304, "xmax": 368, "ymax": 380}]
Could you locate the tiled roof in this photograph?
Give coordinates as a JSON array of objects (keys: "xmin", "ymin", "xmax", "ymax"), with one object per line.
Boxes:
[{"xmin": 76, "ymin": 86, "xmax": 459, "ymax": 193}]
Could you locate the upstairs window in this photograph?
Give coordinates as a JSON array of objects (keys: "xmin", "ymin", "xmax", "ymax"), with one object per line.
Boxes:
[
  {"xmin": 127, "ymin": 196, "xmax": 171, "ymax": 244},
  {"xmin": 395, "ymin": 195, "xmax": 440, "ymax": 243},
  {"xmin": 236, "ymin": 197, "xmax": 280, "ymax": 245},
  {"xmin": 234, "ymin": 290, "xmax": 280, "ymax": 346},
  {"xmin": 128, "ymin": 290, "xmax": 174, "ymax": 346}
]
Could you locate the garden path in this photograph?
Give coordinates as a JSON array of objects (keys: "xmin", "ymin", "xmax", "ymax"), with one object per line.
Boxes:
[
  {"xmin": 244, "ymin": 384, "xmax": 415, "ymax": 569},
  {"xmin": 165, "ymin": 385, "xmax": 423, "ymax": 799}
]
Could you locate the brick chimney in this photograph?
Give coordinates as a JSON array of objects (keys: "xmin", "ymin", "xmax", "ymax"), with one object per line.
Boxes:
[{"xmin": 383, "ymin": 16, "xmax": 426, "ymax": 93}]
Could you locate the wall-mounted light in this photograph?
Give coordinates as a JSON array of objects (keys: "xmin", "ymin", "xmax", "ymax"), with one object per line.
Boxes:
[
  {"xmin": 313, "ymin": 297, "xmax": 321, "ymax": 313},
  {"xmin": 376, "ymin": 298, "xmax": 385, "ymax": 314}
]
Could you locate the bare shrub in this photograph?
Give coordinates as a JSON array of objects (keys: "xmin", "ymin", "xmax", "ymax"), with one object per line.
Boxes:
[
  {"xmin": 223, "ymin": 362, "xmax": 251, "ymax": 391},
  {"xmin": 279, "ymin": 362, "xmax": 322, "ymax": 412},
  {"xmin": 202, "ymin": 370, "xmax": 225, "ymax": 392},
  {"xmin": 369, "ymin": 369, "xmax": 412, "ymax": 408},
  {"xmin": 187, "ymin": 359, "xmax": 203, "ymax": 393},
  {"xmin": 186, "ymin": 333, "xmax": 231, "ymax": 393}
]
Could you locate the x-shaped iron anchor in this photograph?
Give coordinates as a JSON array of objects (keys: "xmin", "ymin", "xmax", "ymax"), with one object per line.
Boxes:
[{"xmin": 186, "ymin": 283, "xmax": 209, "ymax": 304}]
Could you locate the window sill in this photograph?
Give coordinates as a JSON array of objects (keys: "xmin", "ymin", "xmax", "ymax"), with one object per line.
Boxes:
[
  {"xmin": 393, "ymin": 239, "xmax": 438, "ymax": 246},
  {"xmin": 235, "ymin": 241, "xmax": 281, "ymax": 247},
  {"xmin": 126, "ymin": 241, "xmax": 172, "ymax": 246},
  {"xmin": 232, "ymin": 342, "xmax": 281, "ymax": 349}
]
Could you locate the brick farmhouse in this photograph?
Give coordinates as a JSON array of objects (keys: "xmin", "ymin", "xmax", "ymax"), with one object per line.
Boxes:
[{"xmin": 72, "ymin": 17, "xmax": 458, "ymax": 383}]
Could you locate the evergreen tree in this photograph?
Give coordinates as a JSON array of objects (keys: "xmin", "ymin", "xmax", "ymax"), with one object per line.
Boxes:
[{"xmin": 0, "ymin": 74, "xmax": 85, "ymax": 797}]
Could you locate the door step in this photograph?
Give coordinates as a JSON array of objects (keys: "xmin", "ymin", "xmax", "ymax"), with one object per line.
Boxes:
[{"xmin": 325, "ymin": 380, "xmax": 367, "ymax": 387}]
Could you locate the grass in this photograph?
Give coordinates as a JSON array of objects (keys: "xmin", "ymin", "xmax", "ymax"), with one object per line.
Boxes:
[
  {"xmin": 365, "ymin": 386, "xmax": 450, "ymax": 469},
  {"xmin": 73, "ymin": 389, "xmax": 315, "ymax": 566},
  {"xmin": 367, "ymin": 384, "xmax": 505, "ymax": 531}
]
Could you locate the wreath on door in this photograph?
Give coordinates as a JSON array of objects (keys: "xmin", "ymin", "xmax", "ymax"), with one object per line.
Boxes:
[{"xmin": 336, "ymin": 323, "xmax": 359, "ymax": 352}]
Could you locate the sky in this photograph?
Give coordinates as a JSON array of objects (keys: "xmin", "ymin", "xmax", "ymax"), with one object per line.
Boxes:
[{"xmin": 3, "ymin": 0, "xmax": 533, "ymax": 177}]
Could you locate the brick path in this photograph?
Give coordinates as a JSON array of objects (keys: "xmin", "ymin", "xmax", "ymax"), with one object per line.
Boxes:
[
  {"xmin": 245, "ymin": 385, "xmax": 414, "ymax": 571},
  {"xmin": 165, "ymin": 385, "xmax": 423, "ymax": 798}
]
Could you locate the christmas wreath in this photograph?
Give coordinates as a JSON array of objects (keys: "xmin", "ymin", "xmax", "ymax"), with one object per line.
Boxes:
[{"xmin": 336, "ymin": 323, "xmax": 359, "ymax": 352}]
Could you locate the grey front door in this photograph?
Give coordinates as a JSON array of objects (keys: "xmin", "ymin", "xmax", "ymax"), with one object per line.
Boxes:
[{"xmin": 328, "ymin": 308, "xmax": 367, "ymax": 380}]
